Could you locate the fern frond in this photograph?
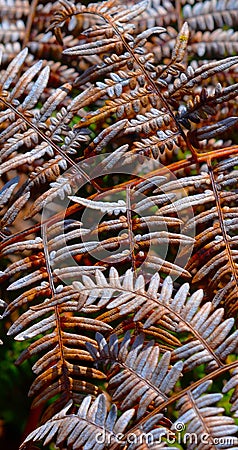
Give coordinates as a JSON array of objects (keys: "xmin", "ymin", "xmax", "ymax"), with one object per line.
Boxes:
[
  {"xmin": 20, "ymin": 395, "xmax": 135, "ymax": 449},
  {"xmin": 151, "ymin": 160, "xmax": 238, "ymax": 317},
  {"xmin": 189, "ymin": 117, "xmax": 238, "ymax": 148},
  {"xmin": 166, "ymin": 56, "xmax": 238, "ymax": 100},
  {"xmin": 64, "ymin": 181, "xmax": 194, "ymax": 276},
  {"xmin": 176, "ymin": 82, "xmax": 238, "ymax": 128},
  {"xmin": 87, "ymin": 331, "xmax": 183, "ymax": 418},
  {"xmin": 20, "ymin": 392, "xmax": 178, "ymax": 449},
  {"xmin": 183, "ymin": 0, "xmax": 238, "ymax": 31},
  {"xmin": 1, "ymin": 223, "xmax": 110, "ymax": 414},
  {"xmin": 189, "ymin": 29, "xmax": 238, "ymax": 57},
  {"xmin": 137, "ymin": 0, "xmax": 176, "ymax": 29},
  {"xmin": 174, "ymin": 380, "xmax": 238, "ymax": 449},
  {"xmin": 74, "ymin": 269, "xmax": 238, "ymax": 372}
]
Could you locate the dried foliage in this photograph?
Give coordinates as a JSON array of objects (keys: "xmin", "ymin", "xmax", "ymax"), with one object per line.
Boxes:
[{"xmin": 0, "ymin": 0, "xmax": 238, "ymax": 449}]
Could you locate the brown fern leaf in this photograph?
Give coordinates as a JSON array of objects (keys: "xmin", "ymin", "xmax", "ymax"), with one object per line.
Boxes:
[
  {"xmin": 1, "ymin": 225, "xmax": 109, "ymax": 419},
  {"xmin": 74, "ymin": 270, "xmax": 238, "ymax": 373},
  {"xmin": 174, "ymin": 380, "xmax": 238, "ymax": 450},
  {"xmin": 1, "ymin": 1, "xmax": 238, "ymax": 449},
  {"xmin": 87, "ymin": 332, "xmax": 183, "ymax": 419}
]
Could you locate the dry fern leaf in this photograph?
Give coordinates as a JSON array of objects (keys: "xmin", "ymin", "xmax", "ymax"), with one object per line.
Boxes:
[
  {"xmin": 189, "ymin": 29, "xmax": 238, "ymax": 58},
  {"xmin": 87, "ymin": 332, "xmax": 183, "ymax": 419},
  {"xmin": 74, "ymin": 269, "xmax": 238, "ymax": 372},
  {"xmin": 49, "ymin": 3, "xmax": 238, "ymax": 166},
  {"xmin": 20, "ymin": 395, "xmax": 135, "ymax": 449},
  {"xmin": 20, "ymin": 393, "xmax": 176, "ymax": 450},
  {"xmin": 0, "ymin": 175, "xmax": 20, "ymax": 222},
  {"xmin": 0, "ymin": 49, "xmax": 94, "ymax": 224},
  {"xmin": 152, "ymin": 161, "xmax": 238, "ymax": 317},
  {"xmin": 0, "ymin": 1, "xmax": 238, "ymax": 449},
  {"xmin": 166, "ymin": 56, "xmax": 238, "ymax": 100},
  {"xmin": 174, "ymin": 380, "xmax": 238, "ymax": 450},
  {"xmin": 0, "ymin": 0, "xmax": 30, "ymax": 63},
  {"xmin": 5, "ymin": 293, "xmax": 109, "ymax": 412},
  {"xmin": 0, "ymin": 220, "xmax": 111, "ymax": 413},
  {"xmin": 67, "ymin": 183, "xmax": 193, "ymax": 277},
  {"xmin": 183, "ymin": 0, "xmax": 238, "ymax": 31}
]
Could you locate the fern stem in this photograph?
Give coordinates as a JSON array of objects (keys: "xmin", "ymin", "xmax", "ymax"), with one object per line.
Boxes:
[
  {"xmin": 126, "ymin": 186, "xmax": 137, "ymax": 274},
  {"xmin": 197, "ymin": 145, "xmax": 238, "ymax": 162},
  {"xmin": 175, "ymin": 0, "xmax": 183, "ymax": 31},
  {"xmin": 42, "ymin": 223, "xmax": 71, "ymax": 393},
  {"xmin": 22, "ymin": 0, "xmax": 39, "ymax": 48},
  {"xmin": 207, "ymin": 159, "xmax": 238, "ymax": 296}
]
